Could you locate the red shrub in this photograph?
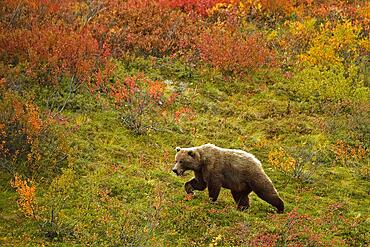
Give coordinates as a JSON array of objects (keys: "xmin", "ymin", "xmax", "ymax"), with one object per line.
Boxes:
[
  {"xmin": 174, "ymin": 107, "xmax": 195, "ymax": 122},
  {"xmin": 259, "ymin": 0, "xmax": 295, "ymax": 15},
  {"xmin": 108, "ymin": 75, "xmax": 172, "ymax": 107},
  {"xmin": 198, "ymin": 27, "xmax": 276, "ymax": 74},
  {"xmin": 307, "ymin": 1, "xmax": 369, "ymax": 26},
  {"xmin": 1, "ymin": 25, "xmax": 104, "ymax": 85},
  {"xmin": 0, "ymin": 0, "xmax": 79, "ymax": 28},
  {"xmin": 158, "ymin": 0, "xmax": 232, "ymax": 16},
  {"xmin": 264, "ymin": 208, "xmax": 349, "ymax": 246},
  {"xmin": 107, "ymin": 74, "xmax": 177, "ymax": 134},
  {"xmin": 91, "ymin": 0, "xmax": 200, "ymax": 58},
  {"xmin": 249, "ymin": 232, "xmax": 280, "ymax": 247},
  {"xmin": 0, "ymin": 0, "xmax": 110, "ymax": 86}
]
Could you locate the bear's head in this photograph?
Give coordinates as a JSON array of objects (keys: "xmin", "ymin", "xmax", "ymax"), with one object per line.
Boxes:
[{"xmin": 172, "ymin": 147, "xmax": 201, "ymax": 176}]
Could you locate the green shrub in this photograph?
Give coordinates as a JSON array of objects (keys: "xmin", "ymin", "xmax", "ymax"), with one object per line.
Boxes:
[{"xmin": 287, "ymin": 64, "xmax": 369, "ymax": 112}]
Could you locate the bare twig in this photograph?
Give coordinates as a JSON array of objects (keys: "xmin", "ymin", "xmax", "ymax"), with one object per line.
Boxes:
[{"xmin": 53, "ymin": 75, "xmax": 75, "ymax": 117}]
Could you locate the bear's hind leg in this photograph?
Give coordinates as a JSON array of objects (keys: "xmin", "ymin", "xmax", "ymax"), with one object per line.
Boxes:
[{"xmin": 231, "ymin": 189, "xmax": 252, "ymax": 211}]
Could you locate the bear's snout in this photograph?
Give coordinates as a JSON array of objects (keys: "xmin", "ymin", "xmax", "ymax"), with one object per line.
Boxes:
[
  {"xmin": 172, "ymin": 168, "xmax": 179, "ymax": 175},
  {"xmin": 172, "ymin": 166, "xmax": 184, "ymax": 176}
]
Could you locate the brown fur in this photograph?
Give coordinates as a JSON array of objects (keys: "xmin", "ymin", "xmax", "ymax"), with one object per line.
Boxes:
[{"xmin": 172, "ymin": 144, "xmax": 284, "ymax": 213}]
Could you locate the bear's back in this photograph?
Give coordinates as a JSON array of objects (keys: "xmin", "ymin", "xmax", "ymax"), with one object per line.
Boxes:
[{"xmin": 200, "ymin": 144, "xmax": 262, "ymax": 170}]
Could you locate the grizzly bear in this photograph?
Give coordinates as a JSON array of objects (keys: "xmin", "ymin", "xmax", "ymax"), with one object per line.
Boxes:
[{"xmin": 172, "ymin": 144, "xmax": 284, "ymax": 213}]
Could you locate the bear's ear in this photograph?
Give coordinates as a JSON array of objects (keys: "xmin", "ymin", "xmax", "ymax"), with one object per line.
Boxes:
[
  {"xmin": 176, "ymin": 147, "xmax": 181, "ymax": 152},
  {"xmin": 188, "ymin": 150, "xmax": 196, "ymax": 157}
]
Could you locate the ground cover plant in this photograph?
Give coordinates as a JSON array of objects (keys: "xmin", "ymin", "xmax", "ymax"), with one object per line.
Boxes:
[{"xmin": 0, "ymin": 0, "xmax": 369, "ymax": 246}]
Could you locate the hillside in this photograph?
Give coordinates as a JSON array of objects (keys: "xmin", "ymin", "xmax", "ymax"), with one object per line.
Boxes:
[{"xmin": 0, "ymin": 0, "xmax": 369, "ymax": 246}]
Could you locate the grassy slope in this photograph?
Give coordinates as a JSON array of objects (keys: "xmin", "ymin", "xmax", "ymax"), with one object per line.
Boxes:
[{"xmin": 0, "ymin": 60, "xmax": 369, "ymax": 246}]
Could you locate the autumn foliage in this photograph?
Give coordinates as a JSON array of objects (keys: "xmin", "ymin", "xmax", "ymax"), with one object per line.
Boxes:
[
  {"xmin": 0, "ymin": 0, "xmax": 367, "ymax": 169},
  {"xmin": 250, "ymin": 207, "xmax": 349, "ymax": 246},
  {"xmin": 0, "ymin": 0, "xmax": 367, "ymax": 174},
  {"xmin": 158, "ymin": 0, "xmax": 232, "ymax": 16},
  {"xmin": 198, "ymin": 26, "xmax": 276, "ymax": 73},
  {"xmin": 268, "ymin": 147, "xmax": 296, "ymax": 174},
  {"xmin": 1, "ymin": 25, "xmax": 105, "ymax": 85},
  {"xmin": 0, "ymin": 88, "xmax": 42, "ymax": 171},
  {"xmin": 333, "ymin": 140, "xmax": 367, "ymax": 166},
  {"xmin": 10, "ymin": 175, "xmax": 37, "ymax": 218},
  {"xmin": 108, "ymin": 74, "xmax": 177, "ymax": 134},
  {"xmin": 97, "ymin": 0, "xmax": 200, "ymax": 58},
  {"xmin": 1, "ymin": 0, "xmax": 368, "ymax": 85},
  {"xmin": 0, "ymin": 0, "xmax": 109, "ymax": 86},
  {"xmin": 0, "ymin": 84, "xmax": 68, "ymax": 178}
]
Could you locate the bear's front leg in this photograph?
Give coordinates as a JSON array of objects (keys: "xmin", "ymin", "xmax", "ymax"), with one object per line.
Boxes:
[
  {"xmin": 207, "ymin": 180, "xmax": 221, "ymax": 203},
  {"xmin": 185, "ymin": 178, "xmax": 207, "ymax": 194}
]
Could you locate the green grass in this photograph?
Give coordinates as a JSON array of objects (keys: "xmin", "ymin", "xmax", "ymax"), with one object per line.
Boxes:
[{"xmin": 1, "ymin": 59, "xmax": 369, "ymax": 246}]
